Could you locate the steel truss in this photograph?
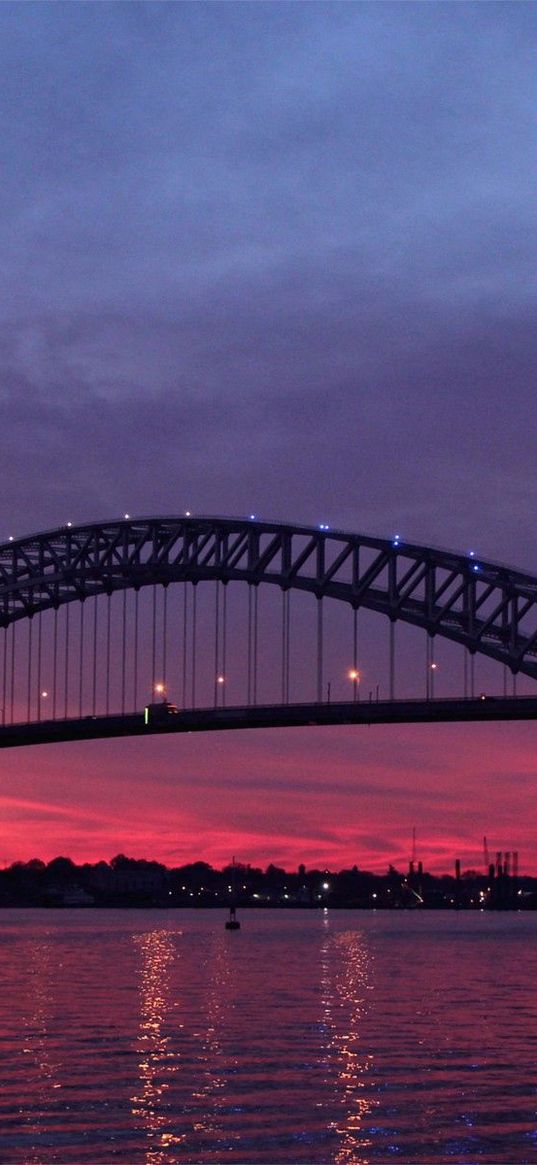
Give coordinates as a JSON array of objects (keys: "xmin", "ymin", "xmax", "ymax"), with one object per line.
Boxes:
[{"xmin": 0, "ymin": 516, "xmax": 536, "ymax": 678}]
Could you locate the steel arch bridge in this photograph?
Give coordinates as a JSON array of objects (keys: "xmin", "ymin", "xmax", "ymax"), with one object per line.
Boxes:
[{"xmin": 1, "ymin": 514, "xmax": 537, "ymax": 747}]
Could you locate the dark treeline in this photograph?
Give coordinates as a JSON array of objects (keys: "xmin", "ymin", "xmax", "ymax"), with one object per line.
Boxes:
[{"xmin": 1, "ymin": 855, "xmax": 536, "ymax": 909}]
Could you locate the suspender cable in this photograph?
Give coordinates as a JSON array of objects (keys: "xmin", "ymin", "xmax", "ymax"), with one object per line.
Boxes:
[
  {"xmin": 353, "ymin": 607, "xmax": 358, "ymax": 702},
  {"xmin": 10, "ymin": 621, "xmax": 16, "ymax": 724},
  {"xmin": 253, "ymin": 586, "xmax": 258, "ymax": 706},
  {"xmin": 286, "ymin": 589, "xmax": 291, "ymax": 702},
  {"xmin": 151, "ymin": 585, "xmax": 157, "ymax": 694},
  {"xmin": 106, "ymin": 594, "xmax": 111, "ymax": 716},
  {"xmin": 26, "ymin": 617, "xmax": 32, "ymax": 722},
  {"xmin": 191, "ymin": 584, "xmax": 197, "ymax": 708},
  {"xmin": 503, "ymin": 664, "xmax": 507, "ymax": 698},
  {"xmin": 222, "ymin": 583, "xmax": 227, "ymax": 707},
  {"xmin": 79, "ymin": 601, "xmax": 85, "ymax": 718},
  {"xmin": 281, "ymin": 590, "xmax": 287, "ymax": 704},
  {"xmin": 182, "ymin": 584, "xmax": 187, "ymax": 709},
  {"xmin": 2, "ymin": 626, "xmax": 7, "ymax": 725},
  {"xmin": 513, "ymin": 671, "xmax": 517, "ymax": 697},
  {"xmin": 121, "ymin": 589, "xmax": 127, "ymax": 715},
  {"xmin": 64, "ymin": 604, "xmax": 70, "ymax": 719},
  {"xmin": 247, "ymin": 585, "xmax": 252, "ymax": 705},
  {"xmin": 470, "ymin": 652, "xmax": 475, "ymax": 698},
  {"xmin": 92, "ymin": 597, "xmax": 98, "ymax": 717},
  {"xmin": 389, "ymin": 620, "xmax": 395, "ymax": 701},
  {"xmin": 426, "ymin": 635, "xmax": 431, "ymax": 699},
  {"xmin": 464, "ymin": 649, "xmax": 468, "ymax": 699},
  {"xmin": 162, "ymin": 586, "xmax": 168, "ymax": 690},
  {"xmin": 36, "ymin": 611, "xmax": 42, "ymax": 722},
  {"xmin": 214, "ymin": 580, "xmax": 220, "ymax": 708},
  {"xmin": 133, "ymin": 590, "xmax": 139, "ymax": 712},
  {"xmin": 53, "ymin": 608, "xmax": 58, "ymax": 719},
  {"xmin": 316, "ymin": 597, "xmax": 323, "ymax": 703}
]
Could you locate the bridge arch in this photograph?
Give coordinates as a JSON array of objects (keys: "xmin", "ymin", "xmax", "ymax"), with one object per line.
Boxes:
[{"xmin": 1, "ymin": 515, "xmax": 536, "ymax": 679}]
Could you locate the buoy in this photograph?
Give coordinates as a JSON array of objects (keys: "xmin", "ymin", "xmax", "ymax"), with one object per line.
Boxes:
[{"xmin": 225, "ymin": 904, "xmax": 240, "ymax": 930}]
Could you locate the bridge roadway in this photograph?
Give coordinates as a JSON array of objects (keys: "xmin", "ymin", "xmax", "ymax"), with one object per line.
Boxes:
[{"xmin": 0, "ymin": 696, "xmax": 537, "ymax": 749}]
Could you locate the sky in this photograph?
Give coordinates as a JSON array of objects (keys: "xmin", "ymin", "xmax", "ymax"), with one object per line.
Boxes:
[{"xmin": 1, "ymin": 1, "xmax": 537, "ymax": 875}]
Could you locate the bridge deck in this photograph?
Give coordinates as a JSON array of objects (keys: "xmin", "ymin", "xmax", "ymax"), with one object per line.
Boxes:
[{"xmin": 0, "ymin": 696, "xmax": 536, "ymax": 748}]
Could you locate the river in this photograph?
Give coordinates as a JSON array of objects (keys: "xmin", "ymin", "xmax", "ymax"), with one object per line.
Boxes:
[{"xmin": 0, "ymin": 908, "xmax": 535, "ymax": 1164}]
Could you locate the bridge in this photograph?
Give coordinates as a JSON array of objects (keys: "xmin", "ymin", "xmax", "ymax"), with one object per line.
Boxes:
[{"xmin": 1, "ymin": 514, "xmax": 537, "ymax": 748}]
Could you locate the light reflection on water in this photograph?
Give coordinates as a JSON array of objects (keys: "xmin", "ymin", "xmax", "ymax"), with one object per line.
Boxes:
[
  {"xmin": 0, "ymin": 909, "xmax": 535, "ymax": 1164},
  {"xmin": 320, "ymin": 921, "xmax": 376, "ymax": 1164},
  {"xmin": 131, "ymin": 929, "xmax": 184, "ymax": 1163}
]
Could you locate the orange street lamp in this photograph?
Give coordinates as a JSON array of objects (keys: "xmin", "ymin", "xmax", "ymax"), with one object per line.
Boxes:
[{"xmin": 348, "ymin": 668, "xmax": 360, "ymax": 702}]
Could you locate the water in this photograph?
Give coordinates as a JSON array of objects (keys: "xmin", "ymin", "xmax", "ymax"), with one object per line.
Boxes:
[{"xmin": 0, "ymin": 909, "xmax": 535, "ymax": 1164}]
